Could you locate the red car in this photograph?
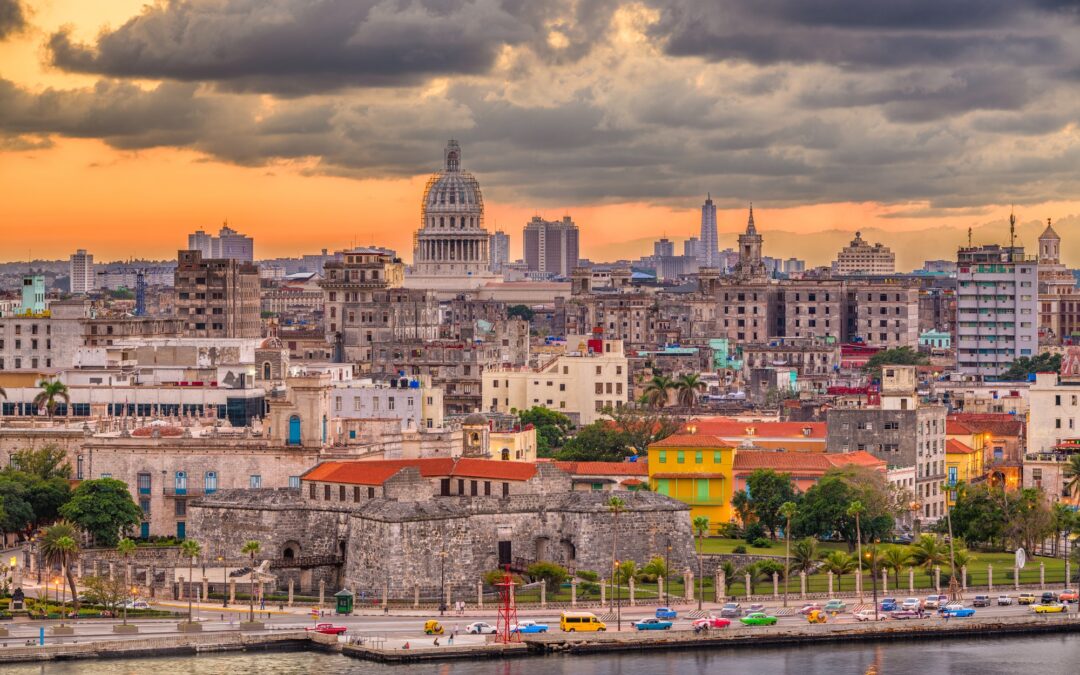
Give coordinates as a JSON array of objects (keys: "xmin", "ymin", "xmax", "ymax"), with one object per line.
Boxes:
[
  {"xmin": 798, "ymin": 604, "xmax": 822, "ymax": 616},
  {"xmin": 306, "ymin": 623, "xmax": 347, "ymax": 635},
  {"xmin": 692, "ymin": 616, "xmax": 732, "ymax": 629}
]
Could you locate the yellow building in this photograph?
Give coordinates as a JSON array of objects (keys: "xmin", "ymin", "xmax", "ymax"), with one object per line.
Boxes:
[
  {"xmin": 945, "ymin": 438, "xmax": 985, "ymax": 506},
  {"xmin": 489, "ymin": 425, "xmax": 538, "ymax": 463},
  {"xmin": 647, "ymin": 434, "xmax": 735, "ymax": 532}
]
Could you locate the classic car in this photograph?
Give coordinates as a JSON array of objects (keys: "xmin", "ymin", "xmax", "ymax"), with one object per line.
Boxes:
[
  {"xmin": 510, "ymin": 620, "xmax": 549, "ymax": 634},
  {"xmin": 739, "ymin": 612, "xmax": 778, "ymax": 626},
  {"xmin": 692, "ymin": 616, "xmax": 732, "ymax": 630},
  {"xmin": 1032, "ymin": 602, "xmax": 1068, "ymax": 614},
  {"xmin": 655, "ymin": 607, "xmax": 678, "ymax": 619},
  {"xmin": 633, "ymin": 618, "xmax": 673, "ymax": 631},
  {"xmin": 464, "ymin": 622, "xmax": 497, "ymax": 634},
  {"xmin": 306, "ymin": 623, "xmax": 347, "ymax": 635}
]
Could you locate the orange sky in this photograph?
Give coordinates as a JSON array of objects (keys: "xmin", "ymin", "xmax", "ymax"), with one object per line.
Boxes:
[{"xmin": 2, "ymin": 1, "xmax": 1079, "ymax": 264}]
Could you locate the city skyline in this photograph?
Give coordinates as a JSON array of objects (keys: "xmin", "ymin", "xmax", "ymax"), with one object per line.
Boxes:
[{"xmin": 2, "ymin": 1, "xmax": 1079, "ymax": 263}]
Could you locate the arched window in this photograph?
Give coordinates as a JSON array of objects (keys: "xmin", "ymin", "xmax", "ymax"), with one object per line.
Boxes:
[
  {"xmin": 439, "ymin": 216, "xmax": 444, "ymax": 227},
  {"xmin": 262, "ymin": 362, "xmax": 271, "ymax": 380},
  {"xmin": 449, "ymin": 216, "xmax": 455, "ymax": 228},
  {"xmin": 501, "ymin": 448, "xmax": 510, "ymax": 461}
]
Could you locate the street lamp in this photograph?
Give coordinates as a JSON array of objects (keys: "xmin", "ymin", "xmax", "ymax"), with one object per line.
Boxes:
[
  {"xmin": 614, "ymin": 559, "xmax": 622, "ymax": 632},
  {"xmin": 866, "ymin": 543, "xmax": 879, "ymax": 621},
  {"xmin": 439, "ymin": 550, "xmax": 448, "ymax": 616},
  {"xmin": 218, "ymin": 555, "xmax": 228, "ymax": 608},
  {"xmin": 665, "ymin": 542, "xmax": 672, "ymax": 603}
]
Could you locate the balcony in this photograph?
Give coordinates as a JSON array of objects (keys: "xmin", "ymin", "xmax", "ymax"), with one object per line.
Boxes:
[{"xmin": 163, "ymin": 486, "xmax": 208, "ymax": 497}]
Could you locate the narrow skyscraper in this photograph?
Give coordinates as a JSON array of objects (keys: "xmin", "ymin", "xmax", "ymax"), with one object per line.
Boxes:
[{"xmin": 699, "ymin": 194, "xmax": 719, "ymax": 268}]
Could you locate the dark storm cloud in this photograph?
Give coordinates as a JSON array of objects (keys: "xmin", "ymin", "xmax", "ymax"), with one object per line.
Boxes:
[
  {"xmin": 0, "ymin": 0, "xmax": 25, "ymax": 40},
  {"xmin": 47, "ymin": 0, "xmax": 615, "ymax": 95},
  {"xmin": 654, "ymin": 0, "xmax": 1075, "ymax": 68}
]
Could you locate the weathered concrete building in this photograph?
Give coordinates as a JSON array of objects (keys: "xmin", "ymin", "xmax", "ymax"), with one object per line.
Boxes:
[{"xmin": 189, "ymin": 458, "xmax": 694, "ymax": 598}]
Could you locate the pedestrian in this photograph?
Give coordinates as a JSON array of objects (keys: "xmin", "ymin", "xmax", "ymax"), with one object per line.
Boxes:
[
  {"xmin": 448, "ymin": 633, "xmax": 454, "ymax": 646},
  {"xmin": 433, "ymin": 637, "xmax": 440, "ymax": 647},
  {"xmin": 403, "ymin": 641, "xmax": 410, "ymax": 650}
]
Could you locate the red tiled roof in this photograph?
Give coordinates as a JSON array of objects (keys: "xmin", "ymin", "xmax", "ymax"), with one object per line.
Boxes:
[
  {"xmin": 552, "ymin": 461, "xmax": 648, "ymax": 476},
  {"xmin": 733, "ymin": 450, "xmax": 885, "ymax": 473},
  {"xmin": 688, "ymin": 417, "xmax": 827, "ymax": 439},
  {"xmin": 301, "ymin": 457, "xmax": 537, "ymax": 485},
  {"xmin": 946, "ymin": 420, "xmax": 977, "ymax": 435},
  {"xmin": 647, "ymin": 434, "xmax": 734, "ymax": 449},
  {"xmin": 946, "ymin": 439, "xmax": 978, "ymax": 455},
  {"xmin": 947, "ymin": 414, "xmax": 1023, "ymax": 437}
]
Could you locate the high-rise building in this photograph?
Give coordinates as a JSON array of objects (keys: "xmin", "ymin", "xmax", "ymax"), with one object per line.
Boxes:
[
  {"xmin": 683, "ymin": 237, "xmax": 700, "ymax": 259},
  {"xmin": 412, "ymin": 140, "xmax": 490, "ymax": 277},
  {"xmin": 186, "ymin": 225, "xmax": 254, "ymax": 262},
  {"xmin": 489, "ymin": 230, "xmax": 510, "ymax": 273},
  {"xmin": 956, "ymin": 241, "xmax": 1038, "ymax": 375},
  {"xmin": 69, "ymin": 249, "xmax": 95, "ymax": 294},
  {"xmin": 831, "ymin": 231, "xmax": 895, "ymax": 275},
  {"xmin": 653, "ymin": 238, "xmax": 675, "ymax": 258},
  {"xmin": 174, "ymin": 250, "xmax": 261, "ymax": 338},
  {"xmin": 699, "ymin": 194, "xmax": 719, "ymax": 267},
  {"xmin": 523, "ymin": 216, "xmax": 580, "ymax": 278}
]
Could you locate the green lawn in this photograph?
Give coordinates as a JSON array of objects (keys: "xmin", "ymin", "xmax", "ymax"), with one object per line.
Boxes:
[{"xmin": 698, "ymin": 537, "xmax": 847, "ymax": 556}]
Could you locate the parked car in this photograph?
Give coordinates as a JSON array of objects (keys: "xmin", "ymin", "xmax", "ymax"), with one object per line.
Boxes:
[
  {"xmin": 880, "ymin": 598, "xmax": 898, "ymax": 612},
  {"xmin": 972, "ymin": 595, "xmax": 991, "ymax": 608},
  {"xmin": 306, "ymin": 623, "xmax": 347, "ymax": 635},
  {"xmin": 942, "ymin": 606, "xmax": 976, "ymax": 618},
  {"xmin": 720, "ymin": 602, "xmax": 743, "ymax": 618},
  {"xmin": 923, "ymin": 595, "xmax": 947, "ymax": 609},
  {"xmin": 890, "ymin": 609, "xmax": 921, "ymax": 620},
  {"xmin": 901, "ymin": 598, "xmax": 922, "ymax": 611},
  {"xmin": 692, "ymin": 616, "xmax": 731, "ymax": 630},
  {"xmin": 1018, "ymin": 593, "xmax": 1038, "ymax": 605},
  {"xmin": 510, "ymin": 620, "xmax": 548, "ymax": 634},
  {"xmin": 823, "ymin": 599, "xmax": 847, "ymax": 614},
  {"xmin": 997, "ymin": 595, "xmax": 1014, "ymax": 606},
  {"xmin": 1032, "ymin": 602, "xmax": 1068, "ymax": 614},
  {"xmin": 854, "ymin": 609, "xmax": 887, "ymax": 621},
  {"xmin": 1059, "ymin": 589, "xmax": 1079, "ymax": 603},
  {"xmin": 739, "ymin": 612, "xmax": 778, "ymax": 626},
  {"xmin": 465, "ymin": 622, "xmax": 496, "ymax": 634},
  {"xmin": 633, "ymin": 618, "xmax": 673, "ymax": 631},
  {"xmin": 798, "ymin": 603, "xmax": 822, "ymax": 615},
  {"xmin": 654, "ymin": 607, "xmax": 678, "ymax": 619}
]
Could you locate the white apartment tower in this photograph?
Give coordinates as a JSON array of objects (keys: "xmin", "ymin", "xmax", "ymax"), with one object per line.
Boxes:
[
  {"xmin": 956, "ymin": 240, "xmax": 1039, "ymax": 376},
  {"xmin": 699, "ymin": 194, "xmax": 719, "ymax": 268},
  {"xmin": 69, "ymin": 249, "xmax": 95, "ymax": 294}
]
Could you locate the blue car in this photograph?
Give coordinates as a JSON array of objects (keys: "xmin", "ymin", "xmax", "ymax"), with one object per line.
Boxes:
[
  {"xmin": 633, "ymin": 618, "xmax": 673, "ymax": 631},
  {"xmin": 509, "ymin": 620, "xmax": 548, "ymax": 633},
  {"xmin": 655, "ymin": 607, "xmax": 678, "ymax": 619},
  {"xmin": 880, "ymin": 598, "xmax": 898, "ymax": 612},
  {"xmin": 942, "ymin": 607, "xmax": 976, "ymax": 618}
]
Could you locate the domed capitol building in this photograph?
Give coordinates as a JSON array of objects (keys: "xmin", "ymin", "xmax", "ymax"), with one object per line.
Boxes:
[{"xmin": 410, "ymin": 140, "xmax": 496, "ymax": 282}]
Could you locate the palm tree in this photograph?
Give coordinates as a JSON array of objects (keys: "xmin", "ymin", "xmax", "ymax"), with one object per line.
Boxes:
[
  {"xmin": 693, "ymin": 515, "xmax": 709, "ymax": 610},
  {"xmin": 675, "ymin": 374, "xmax": 706, "ymax": 413},
  {"xmin": 241, "ymin": 540, "xmax": 261, "ymax": 623},
  {"xmin": 642, "ymin": 376, "xmax": 674, "ymax": 408},
  {"xmin": 1064, "ymin": 455, "xmax": 1080, "ymax": 507},
  {"xmin": 41, "ymin": 521, "xmax": 81, "ymax": 613},
  {"xmin": 950, "ymin": 549, "xmax": 973, "ymax": 576},
  {"xmin": 881, "ymin": 546, "xmax": 912, "ymax": 586},
  {"xmin": 737, "ymin": 561, "xmax": 776, "ymax": 595},
  {"xmin": 607, "ymin": 496, "xmax": 626, "ymax": 611},
  {"xmin": 180, "ymin": 539, "xmax": 202, "ymax": 624},
  {"xmin": 719, "ymin": 561, "xmax": 736, "ymax": 596},
  {"xmin": 909, "ymin": 534, "xmax": 950, "ymax": 574},
  {"xmin": 54, "ymin": 536, "xmax": 78, "ymax": 626},
  {"xmin": 790, "ymin": 537, "xmax": 819, "ymax": 575},
  {"xmin": 779, "ymin": 501, "xmax": 797, "ymax": 606},
  {"xmin": 33, "ymin": 378, "xmax": 70, "ymax": 418},
  {"xmin": 640, "ymin": 556, "xmax": 670, "ymax": 583},
  {"xmin": 820, "ymin": 551, "xmax": 856, "ymax": 592},
  {"xmin": 116, "ymin": 538, "xmax": 136, "ymax": 626},
  {"xmin": 847, "ymin": 500, "xmax": 865, "ymax": 601}
]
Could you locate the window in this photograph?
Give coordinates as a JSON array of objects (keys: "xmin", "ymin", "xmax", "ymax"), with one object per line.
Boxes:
[
  {"xmin": 471, "ymin": 480, "xmax": 478, "ymax": 496},
  {"xmin": 137, "ymin": 472, "xmax": 151, "ymax": 495},
  {"xmin": 174, "ymin": 471, "xmax": 187, "ymax": 495},
  {"xmin": 139, "ymin": 498, "xmax": 151, "ymax": 517},
  {"xmin": 658, "ymin": 451, "xmax": 666, "ymax": 464},
  {"xmin": 310, "ymin": 483, "xmax": 317, "ymax": 499},
  {"xmin": 175, "ymin": 499, "xmax": 186, "ymax": 517},
  {"xmin": 368, "ymin": 487, "xmax": 376, "ymax": 498},
  {"xmin": 677, "ymin": 451, "xmax": 685, "ymax": 464},
  {"xmin": 324, "ymin": 484, "xmax": 331, "ymax": 499},
  {"xmin": 205, "ymin": 471, "xmax": 218, "ymax": 494},
  {"xmin": 250, "ymin": 475, "xmax": 262, "ymax": 489},
  {"xmin": 695, "ymin": 451, "xmax": 703, "ymax": 464},
  {"xmin": 77, "ymin": 455, "xmax": 84, "ymax": 480},
  {"xmin": 288, "ymin": 475, "xmax": 300, "ymax": 489},
  {"xmin": 353, "ymin": 486, "xmax": 361, "ymax": 503},
  {"xmin": 339, "ymin": 485, "xmax": 346, "ymax": 500},
  {"xmin": 947, "ymin": 466, "xmax": 958, "ymax": 486},
  {"xmin": 714, "ymin": 451, "xmax": 722, "ymax": 463},
  {"xmin": 502, "ymin": 482, "xmax": 510, "ymax": 497}
]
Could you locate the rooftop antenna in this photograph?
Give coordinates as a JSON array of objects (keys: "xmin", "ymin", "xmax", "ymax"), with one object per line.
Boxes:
[
  {"xmin": 967, "ymin": 227, "xmax": 972, "ymax": 247},
  {"xmin": 1009, "ymin": 207, "xmax": 1016, "ymax": 249}
]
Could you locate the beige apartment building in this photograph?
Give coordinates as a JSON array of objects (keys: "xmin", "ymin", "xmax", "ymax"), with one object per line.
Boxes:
[{"xmin": 482, "ymin": 337, "xmax": 628, "ymax": 425}]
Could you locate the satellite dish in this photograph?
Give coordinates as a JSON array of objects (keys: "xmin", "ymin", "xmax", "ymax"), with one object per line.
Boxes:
[{"xmin": 1015, "ymin": 548, "xmax": 1027, "ymax": 569}]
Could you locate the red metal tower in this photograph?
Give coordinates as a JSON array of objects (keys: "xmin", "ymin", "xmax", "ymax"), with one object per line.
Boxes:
[{"xmin": 495, "ymin": 565, "xmax": 519, "ymax": 643}]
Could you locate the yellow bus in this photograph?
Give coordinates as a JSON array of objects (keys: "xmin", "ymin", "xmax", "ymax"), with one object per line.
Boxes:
[{"xmin": 560, "ymin": 612, "xmax": 607, "ymax": 632}]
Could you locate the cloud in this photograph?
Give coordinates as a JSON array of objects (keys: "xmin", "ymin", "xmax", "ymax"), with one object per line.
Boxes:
[
  {"xmin": 0, "ymin": 0, "xmax": 25, "ymax": 40},
  {"xmin": 46, "ymin": 0, "xmax": 619, "ymax": 95}
]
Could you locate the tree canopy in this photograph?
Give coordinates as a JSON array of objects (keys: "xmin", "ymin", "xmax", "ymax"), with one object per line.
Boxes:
[
  {"xmin": 791, "ymin": 467, "xmax": 894, "ymax": 547},
  {"xmin": 863, "ymin": 347, "xmax": 928, "ymax": 380},
  {"xmin": 556, "ymin": 423, "xmax": 630, "ymax": 462},
  {"xmin": 1001, "ymin": 352, "xmax": 1062, "ymax": 381},
  {"xmin": 58, "ymin": 478, "xmax": 142, "ymax": 547},
  {"xmin": 517, "ymin": 406, "xmax": 573, "ymax": 457},
  {"xmin": 507, "ymin": 305, "xmax": 535, "ymax": 321},
  {"xmin": 739, "ymin": 469, "xmax": 798, "ymax": 540}
]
